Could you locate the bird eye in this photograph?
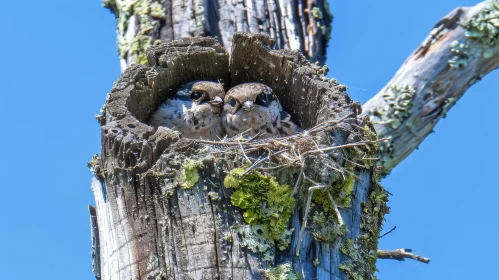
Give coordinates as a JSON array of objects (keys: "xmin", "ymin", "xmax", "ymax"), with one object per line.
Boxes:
[
  {"xmin": 191, "ymin": 91, "xmax": 203, "ymax": 100},
  {"xmin": 258, "ymin": 92, "xmax": 267, "ymax": 101},
  {"xmin": 255, "ymin": 92, "xmax": 268, "ymax": 106},
  {"xmin": 228, "ymin": 98, "xmax": 237, "ymax": 107}
]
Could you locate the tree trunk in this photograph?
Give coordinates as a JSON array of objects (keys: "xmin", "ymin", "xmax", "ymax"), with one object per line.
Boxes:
[
  {"xmin": 91, "ymin": 0, "xmax": 499, "ymax": 279},
  {"xmin": 89, "ymin": 33, "xmax": 388, "ymax": 279},
  {"xmin": 102, "ymin": 0, "xmax": 332, "ymax": 71}
]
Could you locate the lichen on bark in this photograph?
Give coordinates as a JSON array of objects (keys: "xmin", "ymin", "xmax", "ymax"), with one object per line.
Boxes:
[
  {"xmin": 339, "ymin": 171, "xmax": 389, "ymax": 280},
  {"xmin": 224, "ymin": 168, "xmax": 295, "ymax": 244}
]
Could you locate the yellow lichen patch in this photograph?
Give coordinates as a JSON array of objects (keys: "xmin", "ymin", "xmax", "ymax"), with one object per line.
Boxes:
[
  {"xmin": 224, "ymin": 168, "xmax": 295, "ymax": 243},
  {"xmin": 330, "ymin": 173, "xmax": 355, "ymax": 207},
  {"xmin": 178, "ymin": 160, "xmax": 201, "ymax": 189}
]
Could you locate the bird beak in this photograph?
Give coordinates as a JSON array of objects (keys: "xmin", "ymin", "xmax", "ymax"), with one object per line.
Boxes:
[
  {"xmin": 209, "ymin": 96, "xmax": 224, "ymax": 106},
  {"xmin": 242, "ymin": 101, "xmax": 254, "ymax": 111}
]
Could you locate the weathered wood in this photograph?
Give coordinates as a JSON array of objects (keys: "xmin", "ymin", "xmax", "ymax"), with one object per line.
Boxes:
[
  {"xmin": 89, "ymin": 205, "xmax": 101, "ymax": 280},
  {"xmin": 362, "ymin": 0, "xmax": 499, "ymax": 175},
  {"xmin": 102, "ymin": 0, "xmax": 333, "ymax": 71},
  {"xmin": 91, "ymin": 33, "xmax": 388, "ymax": 279},
  {"xmin": 377, "ymin": 249, "xmax": 430, "ymax": 264}
]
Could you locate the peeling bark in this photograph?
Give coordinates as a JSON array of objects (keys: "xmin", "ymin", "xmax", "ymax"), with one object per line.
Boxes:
[
  {"xmin": 362, "ymin": 0, "xmax": 499, "ymax": 175},
  {"xmin": 90, "ymin": 33, "xmax": 388, "ymax": 279},
  {"xmin": 102, "ymin": 0, "xmax": 332, "ymax": 71}
]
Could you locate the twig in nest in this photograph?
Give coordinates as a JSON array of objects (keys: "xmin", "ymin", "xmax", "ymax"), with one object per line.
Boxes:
[
  {"xmin": 326, "ymin": 190, "xmax": 344, "ymax": 225},
  {"xmin": 377, "ymin": 249, "xmax": 430, "ymax": 264},
  {"xmin": 247, "ymin": 131, "xmax": 263, "ymax": 142},
  {"xmin": 291, "ymin": 166, "xmax": 304, "ymax": 195},
  {"xmin": 379, "ymin": 226, "xmax": 397, "ymax": 238},
  {"xmin": 240, "ymin": 150, "xmax": 286, "ymax": 177},
  {"xmin": 300, "ymin": 138, "xmax": 389, "ymax": 157},
  {"xmin": 238, "ymin": 140, "xmax": 252, "ymax": 164}
]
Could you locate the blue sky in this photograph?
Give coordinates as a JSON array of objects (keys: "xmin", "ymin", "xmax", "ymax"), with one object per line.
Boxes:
[{"xmin": 0, "ymin": 1, "xmax": 497, "ymax": 279}]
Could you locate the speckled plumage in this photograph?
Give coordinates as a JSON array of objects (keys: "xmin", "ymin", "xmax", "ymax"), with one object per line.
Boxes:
[
  {"xmin": 149, "ymin": 81, "xmax": 225, "ymax": 140},
  {"xmin": 222, "ymin": 83, "xmax": 302, "ymax": 138}
]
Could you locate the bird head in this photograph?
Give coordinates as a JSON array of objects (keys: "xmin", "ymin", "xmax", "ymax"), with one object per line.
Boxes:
[
  {"xmin": 223, "ymin": 83, "xmax": 277, "ymax": 115},
  {"xmin": 175, "ymin": 81, "xmax": 225, "ymax": 115}
]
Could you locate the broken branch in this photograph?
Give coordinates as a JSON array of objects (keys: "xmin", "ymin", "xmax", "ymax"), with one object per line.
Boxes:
[{"xmin": 377, "ymin": 248, "xmax": 430, "ymax": 264}]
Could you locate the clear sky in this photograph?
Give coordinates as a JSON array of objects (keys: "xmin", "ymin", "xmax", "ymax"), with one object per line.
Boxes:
[{"xmin": 0, "ymin": 1, "xmax": 497, "ymax": 279}]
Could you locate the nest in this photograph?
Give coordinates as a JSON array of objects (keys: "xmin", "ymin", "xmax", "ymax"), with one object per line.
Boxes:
[{"xmin": 196, "ymin": 115, "xmax": 381, "ymax": 184}]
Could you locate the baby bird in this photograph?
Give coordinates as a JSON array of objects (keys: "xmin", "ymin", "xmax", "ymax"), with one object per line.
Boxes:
[
  {"xmin": 149, "ymin": 81, "xmax": 225, "ymax": 140},
  {"xmin": 222, "ymin": 83, "xmax": 302, "ymax": 139}
]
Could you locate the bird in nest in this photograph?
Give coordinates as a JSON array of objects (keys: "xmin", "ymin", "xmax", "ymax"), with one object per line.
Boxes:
[
  {"xmin": 149, "ymin": 81, "xmax": 225, "ymax": 140},
  {"xmin": 222, "ymin": 83, "xmax": 302, "ymax": 139}
]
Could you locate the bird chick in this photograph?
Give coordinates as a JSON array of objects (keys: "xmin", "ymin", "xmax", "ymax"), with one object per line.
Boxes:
[
  {"xmin": 222, "ymin": 83, "xmax": 301, "ymax": 139},
  {"xmin": 149, "ymin": 81, "xmax": 225, "ymax": 140}
]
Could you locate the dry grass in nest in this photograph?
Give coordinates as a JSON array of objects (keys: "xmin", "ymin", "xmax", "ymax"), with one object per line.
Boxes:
[{"xmin": 196, "ymin": 114, "xmax": 386, "ymax": 176}]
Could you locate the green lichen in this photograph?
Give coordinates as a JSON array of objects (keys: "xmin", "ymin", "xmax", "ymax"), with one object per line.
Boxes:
[
  {"xmin": 310, "ymin": 211, "xmax": 347, "ymax": 243},
  {"xmin": 309, "ymin": 121, "xmax": 380, "ymax": 243},
  {"xmin": 87, "ymin": 154, "xmax": 105, "ymax": 181},
  {"xmin": 102, "ymin": 0, "xmax": 116, "ymax": 9},
  {"xmin": 264, "ymin": 263, "xmax": 299, "ymax": 280},
  {"xmin": 377, "ymin": 84, "xmax": 415, "ymax": 129},
  {"xmin": 178, "ymin": 160, "xmax": 201, "ymax": 189},
  {"xmin": 310, "ymin": 3, "xmax": 333, "ymax": 41},
  {"xmin": 448, "ymin": 40, "xmax": 471, "ymax": 69},
  {"xmin": 146, "ymin": 254, "xmax": 167, "ymax": 279},
  {"xmin": 235, "ymin": 225, "xmax": 293, "ymax": 264},
  {"xmin": 235, "ymin": 226, "xmax": 292, "ymax": 261},
  {"xmin": 235, "ymin": 225, "xmax": 274, "ymax": 261},
  {"xmin": 208, "ymin": 191, "xmax": 220, "ymax": 200},
  {"xmin": 322, "ymin": 26, "xmax": 333, "ymax": 41},
  {"xmin": 311, "ymin": 7, "xmax": 323, "ymax": 19},
  {"xmin": 150, "ymin": 2, "xmax": 166, "ymax": 18},
  {"xmin": 308, "ymin": 174, "xmax": 352, "ymax": 242},
  {"xmin": 104, "ymin": 0, "xmax": 164, "ymax": 64},
  {"xmin": 311, "ymin": 162, "xmax": 354, "ymax": 214},
  {"xmin": 130, "ymin": 35, "xmax": 162, "ymax": 65},
  {"xmin": 339, "ymin": 172, "xmax": 390, "ymax": 280},
  {"xmin": 339, "ymin": 238, "xmax": 377, "ymax": 280},
  {"xmin": 369, "ymin": 84, "xmax": 414, "ymax": 163},
  {"xmin": 354, "ymin": 124, "xmax": 380, "ymax": 170},
  {"xmin": 224, "ymin": 168, "xmax": 295, "ymax": 243},
  {"xmin": 370, "ymin": 82, "xmax": 415, "ymax": 165},
  {"xmin": 461, "ymin": 1, "xmax": 499, "ymax": 46},
  {"xmin": 194, "ymin": 0, "xmax": 205, "ymax": 29},
  {"xmin": 331, "ymin": 173, "xmax": 355, "ymax": 207}
]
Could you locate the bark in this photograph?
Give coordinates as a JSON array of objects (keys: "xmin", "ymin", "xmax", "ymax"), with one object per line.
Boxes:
[
  {"xmin": 102, "ymin": 0, "xmax": 332, "ymax": 71},
  {"xmin": 89, "ymin": 33, "xmax": 389, "ymax": 279},
  {"xmin": 91, "ymin": 0, "xmax": 499, "ymax": 279},
  {"xmin": 362, "ymin": 0, "xmax": 499, "ymax": 175}
]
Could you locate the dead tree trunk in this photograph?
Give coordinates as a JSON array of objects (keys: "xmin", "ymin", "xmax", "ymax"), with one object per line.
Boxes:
[
  {"xmin": 89, "ymin": 33, "xmax": 388, "ymax": 279},
  {"xmin": 90, "ymin": 0, "xmax": 499, "ymax": 278},
  {"xmin": 102, "ymin": 0, "xmax": 332, "ymax": 71}
]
